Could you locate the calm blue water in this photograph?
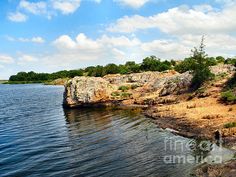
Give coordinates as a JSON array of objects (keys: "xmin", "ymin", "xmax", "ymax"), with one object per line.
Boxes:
[{"xmin": 0, "ymin": 84, "xmax": 234, "ymax": 177}]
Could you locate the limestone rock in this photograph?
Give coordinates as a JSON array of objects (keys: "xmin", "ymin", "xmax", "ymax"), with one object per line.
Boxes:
[
  {"xmin": 151, "ymin": 72, "xmax": 193, "ymax": 96},
  {"xmin": 63, "ymin": 76, "xmax": 115, "ymax": 107},
  {"xmin": 210, "ymin": 64, "xmax": 235, "ymax": 75}
]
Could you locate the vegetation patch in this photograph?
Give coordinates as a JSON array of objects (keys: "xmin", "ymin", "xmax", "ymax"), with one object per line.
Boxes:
[
  {"xmin": 220, "ymin": 72, "xmax": 236, "ymax": 104},
  {"xmin": 224, "ymin": 122, "xmax": 236, "ymax": 128},
  {"xmin": 221, "ymin": 90, "xmax": 236, "ymax": 103},
  {"xmin": 120, "ymin": 92, "xmax": 132, "ymax": 98},
  {"xmin": 118, "ymin": 85, "xmax": 129, "ymax": 92}
]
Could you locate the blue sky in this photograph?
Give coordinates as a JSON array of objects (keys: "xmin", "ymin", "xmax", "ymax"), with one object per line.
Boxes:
[{"xmin": 0, "ymin": 0, "xmax": 236, "ymax": 79}]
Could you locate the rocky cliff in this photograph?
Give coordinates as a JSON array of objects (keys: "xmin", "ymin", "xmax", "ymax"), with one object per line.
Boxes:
[
  {"xmin": 63, "ymin": 69, "xmax": 195, "ymax": 108},
  {"xmin": 63, "ymin": 65, "xmax": 234, "ymax": 108}
]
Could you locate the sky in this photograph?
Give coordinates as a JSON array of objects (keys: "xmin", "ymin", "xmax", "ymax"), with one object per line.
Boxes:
[{"xmin": 0, "ymin": 0, "xmax": 236, "ymax": 79}]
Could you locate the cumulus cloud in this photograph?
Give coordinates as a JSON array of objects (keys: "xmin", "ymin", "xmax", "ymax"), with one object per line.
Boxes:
[
  {"xmin": 19, "ymin": 0, "xmax": 47, "ymax": 15},
  {"xmin": 114, "ymin": 0, "xmax": 150, "ymax": 8},
  {"xmin": 107, "ymin": 4, "xmax": 236, "ymax": 35},
  {"xmin": 31, "ymin": 37, "xmax": 45, "ymax": 43},
  {"xmin": 3, "ymin": 32, "xmax": 235, "ymax": 77},
  {"xmin": 52, "ymin": 33, "xmax": 137, "ymax": 62},
  {"xmin": 51, "ymin": 0, "xmax": 81, "ymax": 14},
  {"xmin": 50, "ymin": 32, "xmax": 236, "ymax": 66},
  {"xmin": 38, "ymin": 33, "xmax": 143, "ymax": 69},
  {"xmin": 8, "ymin": 12, "xmax": 28, "ymax": 22},
  {"xmin": 8, "ymin": 0, "xmax": 102, "ymax": 21}
]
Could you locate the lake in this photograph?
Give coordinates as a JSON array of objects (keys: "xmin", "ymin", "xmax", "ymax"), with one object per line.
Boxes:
[{"xmin": 0, "ymin": 84, "xmax": 234, "ymax": 177}]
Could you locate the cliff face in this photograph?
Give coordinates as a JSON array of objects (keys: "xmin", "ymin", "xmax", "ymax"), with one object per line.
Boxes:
[
  {"xmin": 63, "ymin": 77, "xmax": 116, "ymax": 107},
  {"xmin": 63, "ymin": 70, "xmax": 193, "ymax": 108}
]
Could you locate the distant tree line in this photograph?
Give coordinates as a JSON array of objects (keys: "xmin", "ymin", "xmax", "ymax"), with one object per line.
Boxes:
[{"xmin": 9, "ymin": 55, "xmax": 236, "ymax": 82}]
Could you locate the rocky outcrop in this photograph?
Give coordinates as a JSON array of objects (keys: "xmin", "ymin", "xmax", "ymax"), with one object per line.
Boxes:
[
  {"xmin": 63, "ymin": 76, "xmax": 116, "ymax": 108},
  {"xmin": 63, "ymin": 64, "xmax": 236, "ymax": 108},
  {"xmin": 63, "ymin": 70, "xmax": 193, "ymax": 108},
  {"xmin": 210, "ymin": 64, "xmax": 235, "ymax": 75},
  {"xmin": 154, "ymin": 72, "xmax": 193, "ymax": 96}
]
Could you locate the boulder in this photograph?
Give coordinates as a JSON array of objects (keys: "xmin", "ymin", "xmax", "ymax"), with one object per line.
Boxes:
[
  {"xmin": 63, "ymin": 76, "xmax": 115, "ymax": 108},
  {"xmin": 210, "ymin": 64, "xmax": 235, "ymax": 75},
  {"xmin": 151, "ymin": 72, "xmax": 193, "ymax": 96}
]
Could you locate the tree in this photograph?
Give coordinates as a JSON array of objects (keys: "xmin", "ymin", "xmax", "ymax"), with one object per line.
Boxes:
[
  {"xmin": 216, "ymin": 56, "xmax": 225, "ymax": 63},
  {"xmin": 174, "ymin": 57, "xmax": 195, "ymax": 73},
  {"xmin": 104, "ymin": 64, "xmax": 120, "ymax": 74},
  {"xmin": 140, "ymin": 56, "xmax": 171, "ymax": 72},
  {"xmin": 190, "ymin": 36, "xmax": 213, "ymax": 89},
  {"xmin": 125, "ymin": 61, "xmax": 140, "ymax": 73}
]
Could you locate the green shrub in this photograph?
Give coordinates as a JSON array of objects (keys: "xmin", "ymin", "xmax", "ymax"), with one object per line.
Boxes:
[
  {"xmin": 221, "ymin": 90, "xmax": 236, "ymax": 103},
  {"xmin": 111, "ymin": 92, "xmax": 120, "ymax": 97},
  {"xmin": 118, "ymin": 85, "xmax": 129, "ymax": 92},
  {"xmin": 174, "ymin": 58, "xmax": 195, "ymax": 73},
  {"xmin": 225, "ymin": 73, "xmax": 236, "ymax": 90},
  {"xmin": 224, "ymin": 122, "xmax": 236, "ymax": 128},
  {"xmin": 120, "ymin": 92, "xmax": 132, "ymax": 98}
]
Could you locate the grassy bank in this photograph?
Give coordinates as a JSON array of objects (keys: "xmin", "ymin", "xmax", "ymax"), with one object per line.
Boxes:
[
  {"xmin": 3, "ymin": 78, "xmax": 69, "ymax": 85},
  {"xmin": 0, "ymin": 80, "xmax": 8, "ymax": 84},
  {"xmin": 3, "ymin": 81, "xmax": 44, "ymax": 84}
]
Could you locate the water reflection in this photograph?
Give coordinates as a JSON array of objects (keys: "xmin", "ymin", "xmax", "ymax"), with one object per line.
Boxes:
[{"xmin": 63, "ymin": 108, "xmax": 234, "ymax": 177}]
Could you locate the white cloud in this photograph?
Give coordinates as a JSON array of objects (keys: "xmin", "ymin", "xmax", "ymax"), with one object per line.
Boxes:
[
  {"xmin": 19, "ymin": 0, "xmax": 47, "ymax": 15},
  {"xmin": 31, "ymin": 37, "xmax": 45, "ymax": 43},
  {"xmin": 8, "ymin": 0, "xmax": 102, "ymax": 21},
  {"xmin": 53, "ymin": 35, "xmax": 77, "ymax": 49},
  {"xmin": 53, "ymin": 33, "xmax": 141, "ymax": 51},
  {"xmin": 98, "ymin": 35, "xmax": 140, "ymax": 47},
  {"xmin": 107, "ymin": 4, "xmax": 236, "ymax": 35},
  {"xmin": 215, "ymin": 0, "xmax": 236, "ymax": 6},
  {"xmin": 18, "ymin": 54, "xmax": 38, "ymax": 65},
  {"xmin": 6, "ymin": 36, "xmax": 45, "ymax": 43},
  {"xmin": 114, "ymin": 0, "xmax": 150, "ymax": 8},
  {"xmin": 45, "ymin": 33, "xmax": 143, "ymax": 68},
  {"xmin": 141, "ymin": 39, "xmax": 190, "ymax": 58},
  {"xmin": 0, "ymin": 54, "xmax": 14, "ymax": 64},
  {"xmin": 51, "ymin": 0, "xmax": 81, "ymax": 14},
  {"xmin": 8, "ymin": 12, "xmax": 28, "ymax": 22}
]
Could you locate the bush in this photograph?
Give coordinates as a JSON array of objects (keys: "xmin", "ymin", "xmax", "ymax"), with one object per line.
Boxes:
[
  {"xmin": 221, "ymin": 90, "xmax": 236, "ymax": 103},
  {"xmin": 111, "ymin": 92, "xmax": 120, "ymax": 97},
  {"xmin": 120, "ymin": 92, "xmax": 132, "ymax": 98},
  {"xmin": 225, "ymin": 73, "xmax": 236, "ymax": 89},
  {"xmin": 224, "ymin": 122, "xmax": 236, "ymax": 128},
  {"xmin": 224, "ymin": 58, "xmax": 236, "ymax": 66},
  {"xmin": 174, "ymin": 58, "xmax": 195, "ymax": 73},
  {"xmin": 140, "ymin": 56, "xmax": 171, "ymax": 72},
  {"xmin": 216, "ymin": 56, "xmax": 225, "ymax": 63},
  {"xmin": 118, "ymin": 85, "xmax": 129, "ymax": 92}
]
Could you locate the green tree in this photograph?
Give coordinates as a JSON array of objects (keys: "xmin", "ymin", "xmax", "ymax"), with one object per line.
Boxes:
[
  {"xmin": 190, "ymin": 36, "xmax": 213, "ymax": 89},
  {"xmin": 174, "ymin": 57, "xmax": 195, "ymax": 73},
  {"xmin": 216, "ymin": 56, "xmax": 225, "ymax": 63},
  {"xmin": 105, "ymin": 63, "xmax": 120, "ymax": 74},
  {"xmin": 125, "ymin": 61, "xmax": 140, "ymax": 73}
]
